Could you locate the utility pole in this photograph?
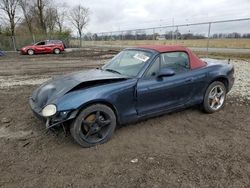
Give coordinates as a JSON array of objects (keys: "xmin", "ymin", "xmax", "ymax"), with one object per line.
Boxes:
[
  {"xmin": 206, "ymin": 22, "xmax": 211, "ymax": 57},
  {"xmin": 153, "ymin": 28, "xmax": 155, "ymax": 41},
  {"xmin": 172, "ymin": 17, "xmax": 175, "ymax": 44}
]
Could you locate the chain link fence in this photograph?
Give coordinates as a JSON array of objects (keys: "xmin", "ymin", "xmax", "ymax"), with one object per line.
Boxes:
[
  {"xmin": 1, "ymin": 18, "xmax": 250, "ymax": 51},
  {"xmin": 73, "ymin": 18, "xmax": 250, "ymax": 52}
]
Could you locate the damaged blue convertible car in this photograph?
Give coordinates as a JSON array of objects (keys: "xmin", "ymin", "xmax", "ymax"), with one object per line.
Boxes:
[{"xmin": 29, "ymin": 45, "xmax": 234, "ymax": 147}]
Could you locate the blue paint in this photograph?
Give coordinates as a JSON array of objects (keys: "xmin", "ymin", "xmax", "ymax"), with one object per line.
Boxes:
[{"xmin": 29, "ymin": 48, "xmax": 234, "ymax": 127}]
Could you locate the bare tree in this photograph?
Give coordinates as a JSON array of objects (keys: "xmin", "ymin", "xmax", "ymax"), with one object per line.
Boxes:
[
  {"xmin": 69, "ymin": 5, "xmax": 89, "ymax": 47},
  {"xmin": 19, "ymin": 0, "xmax": 35, "ymax": 42},
  {"xmin": 55, "ymin": 10, "xmax": 64, "ymax": 33},
  {"xmin": 36, "ymin": 0, "xmax": 48, "ymax": 34},
  {"xmin": 55, "ymin": 4, "xmax": 67, "ymax": 33},
  {"xmin": 0, "ymin": 0, "xmax": 21, "ymax": 50},
  {"xmin": 45, "ymin": 7, "xmax": 57, "ymax": 34}
]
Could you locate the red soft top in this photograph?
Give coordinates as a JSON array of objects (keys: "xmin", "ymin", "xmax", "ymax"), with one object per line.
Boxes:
[{"xmin": 137, "ymin": 45, "xmax": 206, "ymax": 69}]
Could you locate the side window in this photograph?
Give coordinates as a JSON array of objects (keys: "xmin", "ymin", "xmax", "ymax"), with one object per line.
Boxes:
[
  {"xmin": 160, "ymin": 52, "xmax": 189, "ymax": 73},
  {"xmin": 36, "ymin": 41, "xmax": 45, "ymax": 45},
  {"xmin": 46, "ymin": 40, "xmax": 51, "ymax": 45},
  {"xmin": 144, "ymin": 57, "xmax": 160, "ymax": 78}
]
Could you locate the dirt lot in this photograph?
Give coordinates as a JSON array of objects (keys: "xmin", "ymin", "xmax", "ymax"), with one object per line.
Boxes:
[{"xmin": 0, "ymin": 51, "xmax": 250, "ymax": 188}]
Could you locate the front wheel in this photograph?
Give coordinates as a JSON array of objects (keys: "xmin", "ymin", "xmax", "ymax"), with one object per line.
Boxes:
[
  {"xmin": 203, "ymin": 81, "xmax": 226, "ymax": 113},
  {"xmin": 53, "ymin": 48, "xmax": 61, "ymax": 54},
  {"xmin": 27, "ymin": 49, "xmax": 34, "ymax": 55},
  {"xmin": 70, "ymin": 104, "xmax": 116, "ymax": 147}
]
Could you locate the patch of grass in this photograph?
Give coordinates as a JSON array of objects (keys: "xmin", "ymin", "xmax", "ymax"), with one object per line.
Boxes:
[
  {"xmin": 70, "ymin": 39, "xmax": 250, "ymax": 49},
  {"xmin": 195, "ymin": 51, "xmax": 250, "ymax": 60}
]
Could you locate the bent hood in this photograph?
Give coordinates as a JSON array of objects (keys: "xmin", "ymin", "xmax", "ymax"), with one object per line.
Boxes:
[{"xmin": 31, "ymin": 69, "xmax": 128, "ymax": 109}]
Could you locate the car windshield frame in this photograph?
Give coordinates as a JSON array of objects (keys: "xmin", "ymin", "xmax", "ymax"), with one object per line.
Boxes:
[{"xmin": 102, "ymin": 49, "xmax": 154, "ymax": 78}]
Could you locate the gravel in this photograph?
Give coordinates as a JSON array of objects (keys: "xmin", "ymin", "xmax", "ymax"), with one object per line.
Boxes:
[
  {"xmin": 0, "ymin": 75, "xmax": 50, "ymax": 88},
  {"xmin": 0, "ymin": 58, "xmax": 249, "ymax": 100},
  {"xmin": 228, "ymin": 60, "xmax": 250, "ymax": 100}
]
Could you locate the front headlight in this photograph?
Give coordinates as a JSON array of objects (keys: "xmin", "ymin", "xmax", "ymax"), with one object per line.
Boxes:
[{"xmin": 42, "ymin": 104, "xmax": 57, "ymax": 117}]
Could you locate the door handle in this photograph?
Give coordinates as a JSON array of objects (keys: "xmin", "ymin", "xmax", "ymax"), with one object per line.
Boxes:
[{"xmin": 184, "ymin": 78, "xmax": 194, "ymax": 83}]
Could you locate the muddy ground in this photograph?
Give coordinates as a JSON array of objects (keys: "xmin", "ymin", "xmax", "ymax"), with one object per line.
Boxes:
[{"xmin": 0, "ymin": 51, "xmax": 250, "ymax": 188}]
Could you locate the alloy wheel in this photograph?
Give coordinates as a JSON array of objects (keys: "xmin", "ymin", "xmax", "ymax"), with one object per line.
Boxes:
[
  {"xmin": 208, "ymin": 85, "xmax": 225, "ymax": 110},
  {"xmin": 79, "ymin": 110, "xmax": 112, "ymax": 144}
]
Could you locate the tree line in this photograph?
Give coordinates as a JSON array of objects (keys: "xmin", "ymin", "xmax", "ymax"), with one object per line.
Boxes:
[
  {"xmin": 89, "ymin": 31, "xmax": 250, "ymax": 41},
  {"xmin": 0, "ymin": 0, "xmax": 90, "ymax": 49}
]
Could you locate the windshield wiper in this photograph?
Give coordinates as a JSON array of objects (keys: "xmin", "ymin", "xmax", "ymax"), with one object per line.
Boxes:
[{"xmin": 104, "ymin": 68, "xmax": 121, "ymax": 75}]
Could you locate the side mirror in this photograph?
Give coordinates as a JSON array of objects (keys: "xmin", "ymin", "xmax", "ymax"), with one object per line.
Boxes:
[{"xmin": 158, "ymin": 68, "xmax": 175, "ymax": 78}]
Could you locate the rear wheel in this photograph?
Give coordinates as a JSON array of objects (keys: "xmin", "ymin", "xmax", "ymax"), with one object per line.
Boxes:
[
  {"xmin": 53, "ymin": 48, "xmax": 60, "ymax": 54},
  {"xmin": 70, "ymin": 104, "xmax": 116, "ymax": 147},
  {"xmin": 27, "ymin": 49, "xmax": 34, "ymax": 55},
  {"xmin": 203, "ymin": 81, "xmax": 226, "ymax": 113}
]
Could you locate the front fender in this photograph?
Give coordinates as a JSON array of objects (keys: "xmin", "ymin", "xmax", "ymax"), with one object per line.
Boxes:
[
  {"xmin": 46, "ymin": 89, "xmax": 118, "ymax": 128},
  {"xmin": 54, "ymin": 79, "xmax": 138, "ymax": 124},
  {"xmin": 56, "ymin": 88, "xmax": 115, "ymax": 111}
]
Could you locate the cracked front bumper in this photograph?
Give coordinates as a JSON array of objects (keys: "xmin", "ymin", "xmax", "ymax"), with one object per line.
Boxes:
[{"xmin": 29, "ymin": 97, "xmax": 78, "ymax": 129}]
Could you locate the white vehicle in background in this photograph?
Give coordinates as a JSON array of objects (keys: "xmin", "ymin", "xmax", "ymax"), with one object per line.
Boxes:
[{"xmin": 156, "ymin": 35, "xmax": 166, "ymax": 40}]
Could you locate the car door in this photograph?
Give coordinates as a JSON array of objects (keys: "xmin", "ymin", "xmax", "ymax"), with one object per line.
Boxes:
[
  {"xmin": 44, "ymin": 41, "xmax": 55, "ymax": 53},
  {"xmin": 35, "ymin": 41, "xmax": 46, "ymax": 53},
  {"xmin": 136, "ymin": 52, "xmax": 205, "ymax": 116}
]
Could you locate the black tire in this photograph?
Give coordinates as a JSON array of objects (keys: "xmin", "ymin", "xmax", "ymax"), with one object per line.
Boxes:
[
  {"xmin": 203, "ymin": 81, "xmax": 226, "ymax": 113},
  {"xmin": 53, "ymin": 48, "xmax": 60, "ymax": 54},
  {"xmin": 70, "ymin": 104, "xmax": 116, "ymax": 147},
  {"xmin": 27, "ymin": 49, "xmax": 34, "ymax": 55}
]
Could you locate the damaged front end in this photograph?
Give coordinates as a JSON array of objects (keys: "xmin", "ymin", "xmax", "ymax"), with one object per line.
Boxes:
[
  {"xmin": 29, "ymin": 68, "xmax": 129, "ymax": 132},
  {"xmin": 28, "ymin": 77, "xmax": 78, "ymax": 130},
  {"xmin": 29, "ymin": 97, "xmax": 78, "ymax": 131},
  {"xmin": 45, "ymin": 110, "xmax": 78, "ymax": 129}
]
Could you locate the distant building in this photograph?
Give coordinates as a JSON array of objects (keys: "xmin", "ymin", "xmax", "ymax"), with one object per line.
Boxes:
[{"xmin": 156, "ymin": 35, "xmax": 166, "ymax": 40}]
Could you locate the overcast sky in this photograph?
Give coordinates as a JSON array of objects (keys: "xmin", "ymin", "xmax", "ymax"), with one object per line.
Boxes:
[{"xmin": 58, "ymin": 0, "xmax": 250, "ymax": 35}]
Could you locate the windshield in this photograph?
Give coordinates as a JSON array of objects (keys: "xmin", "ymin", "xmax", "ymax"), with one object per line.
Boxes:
[{"xmin": 102, "ymin": 50, "xmax": 152, "ymax": 77}]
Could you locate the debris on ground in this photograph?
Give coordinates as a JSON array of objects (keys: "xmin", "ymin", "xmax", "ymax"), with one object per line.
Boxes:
[{"xmin": 130, "ymin": 158, "xmax": 138, "ymax": 163}]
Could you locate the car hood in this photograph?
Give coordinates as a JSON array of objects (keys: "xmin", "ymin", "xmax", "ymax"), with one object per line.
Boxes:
[{"xmin": 31, "ymin": 69, "xmax": 129, "ymax": 109}]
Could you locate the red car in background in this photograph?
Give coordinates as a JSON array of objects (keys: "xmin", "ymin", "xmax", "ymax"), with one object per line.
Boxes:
[{"xmin": 20, "ymin": 40, "xmax": 65, "ymax": 55}]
